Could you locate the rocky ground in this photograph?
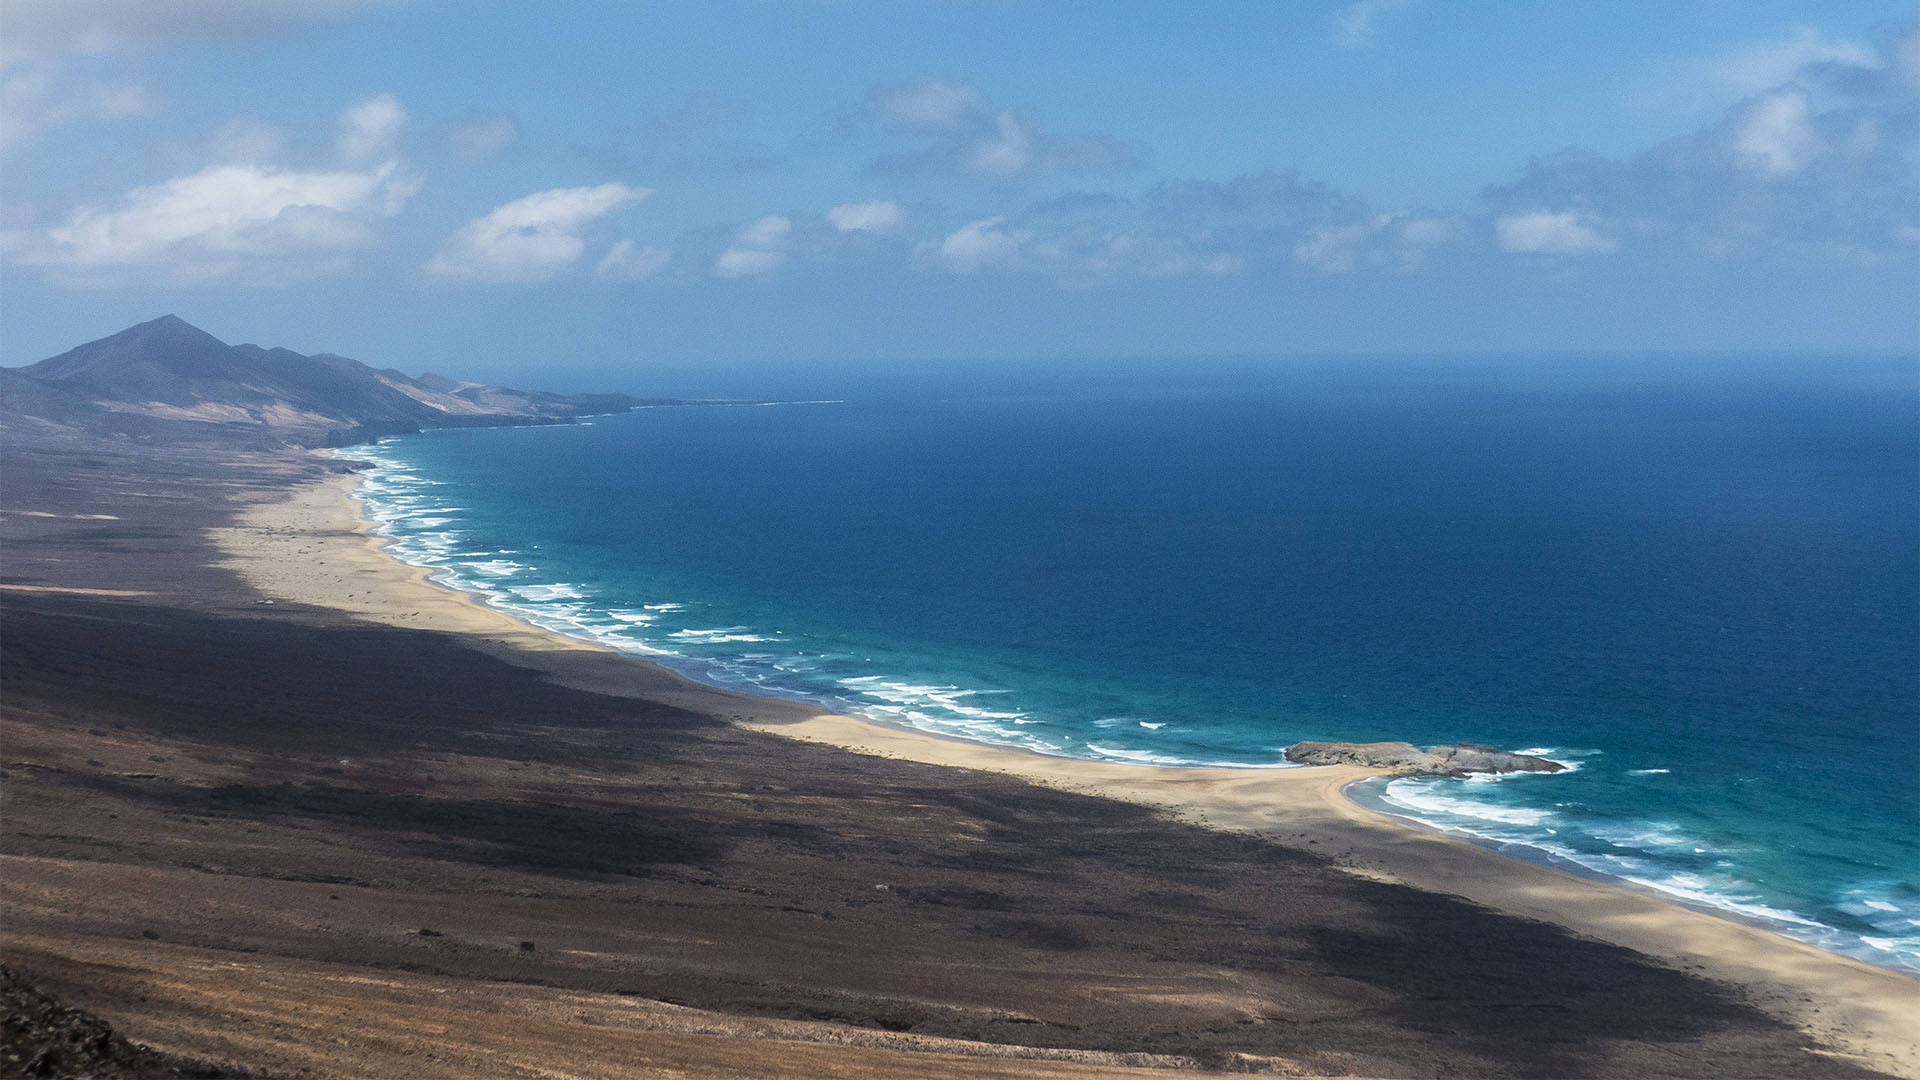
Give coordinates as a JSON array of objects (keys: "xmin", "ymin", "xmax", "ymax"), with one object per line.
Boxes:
[{"xmin": 0, "ymin": 964, "xmax": 257, "ymax": 1079}]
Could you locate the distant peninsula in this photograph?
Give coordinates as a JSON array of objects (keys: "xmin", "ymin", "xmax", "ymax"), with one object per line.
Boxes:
[{"xmin": 0, "ymin": 315, "xmax": 677, "ymax": 449}]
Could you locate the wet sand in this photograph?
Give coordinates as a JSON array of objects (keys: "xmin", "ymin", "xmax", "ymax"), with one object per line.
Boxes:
[{"xmin": 2, "ymin": 437, "xmax": 1913, "ymax": 1078}]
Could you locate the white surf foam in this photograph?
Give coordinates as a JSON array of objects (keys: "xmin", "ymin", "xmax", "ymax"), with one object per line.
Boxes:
[
  {"xmin": 511, "ymin": 583, "xmax": 585, "ymax": 601},
  {"xmin": 463, "ymin": 559, "xmax": 525, "ymax": 577},
  {"xmin": 840, "ymin": 678, "xmax": 1026, "ymax": 721},
  {"xmin": 1588, "ymin": 820, "xmax": 1703, "ymax": 853},
  {"xmin": 1381, "ymin": 779, "xmax": 1556, "ymax": 826},
  {"xmin": 1081, "ymin": 743, "xmax": 1286, "ymax": 769},
  {"xmin": 670, "ymin": 627, "xmax": 774, "ymax": 643}
]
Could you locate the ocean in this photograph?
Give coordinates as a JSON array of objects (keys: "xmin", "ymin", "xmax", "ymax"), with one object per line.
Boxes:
[{"xmin": 336, "ymin": 355, "xmax": 1919, "ymax": 973}]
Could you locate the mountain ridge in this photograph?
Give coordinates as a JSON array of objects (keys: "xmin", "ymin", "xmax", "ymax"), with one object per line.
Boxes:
[{"xmin": 2, "ymin": 316, "xmax": 662, "ymax": 448}]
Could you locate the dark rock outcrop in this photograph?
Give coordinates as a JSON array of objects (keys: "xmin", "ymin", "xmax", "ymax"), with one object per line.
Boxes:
[
  {"xmin": 0, "ymin": 963, "xmax": 256, "ymax": 1078},
  {"xmin": 1283, "ymin": 740, "xmax": 1565, "ymax": 777}
]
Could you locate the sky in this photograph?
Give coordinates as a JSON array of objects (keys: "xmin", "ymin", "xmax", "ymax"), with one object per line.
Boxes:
[{"xmin": 1, "ymin": 0, "xmax": 1916, "ymax": 392}]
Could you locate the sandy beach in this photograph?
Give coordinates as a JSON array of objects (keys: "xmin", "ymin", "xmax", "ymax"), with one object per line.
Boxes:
[
  {"xmin": 1, "ymin": 437, "xmax": 1911, "ymax": 1079},
  {"xmin": 205, "ymin": 461, "xmax": 1920, "ymax": 1077}
]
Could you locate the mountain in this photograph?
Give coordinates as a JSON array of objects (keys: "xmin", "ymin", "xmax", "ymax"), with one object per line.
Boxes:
[{"xmin": 1, "ymin": 316, "xmax": 658, "ymax": 448}]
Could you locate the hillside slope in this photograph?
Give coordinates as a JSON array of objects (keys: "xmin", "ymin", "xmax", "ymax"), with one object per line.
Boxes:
[{"xmin": 3, "ymin": 316, "xmax": 654, "ymax": 447}]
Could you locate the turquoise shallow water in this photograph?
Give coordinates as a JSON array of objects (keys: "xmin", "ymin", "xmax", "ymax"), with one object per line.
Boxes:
[{"xmin": 337, "ymin": 358, "xmax": 1919, "ymax": 972}]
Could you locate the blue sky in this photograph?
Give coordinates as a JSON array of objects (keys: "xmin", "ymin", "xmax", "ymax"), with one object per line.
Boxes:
[{"xmin": 2, "ymin": 1, "xmax": 1915, "ymax": 391}]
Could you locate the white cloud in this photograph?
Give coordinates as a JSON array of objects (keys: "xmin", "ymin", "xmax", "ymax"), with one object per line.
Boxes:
[
  {"xmin": 828, "ymin": 199, "xmax": 905, "ymax": 234},
  {"xmin": 447, "ymin": 113, "xmax": 517, "ymax": 162},
  {"xmin": 1495, "ymin": 212, "xmax": 1619, "ymax": 255},
  {"xmin": 337, "ymin": 93, "xmax": 404, "ymax": 164},
  {"xmin": 737, "ymin": 214, "xmax": 790, "ymax": 250},
  {"xmin": 1294, "ymin": 221, "xmax": 1381, "ymax": 274},
  {"xmin": 965, "ymin": 112, "xmax": 1034, "ymax": 178},
  {"xmin": 1487, "ymin": 20, "xmax": 1920, "ymax": 265},
  {"xmin": 1331, "ymin": 0, "xmax": 1412, "ymax": 49},
  {"xmin": 875, "ymin": 80, "xmax": 985, "ymax": 130},
  {"xmin": 1734, "ymin": 89, "xmax": 1823, "ymax": 175},
  {"xmin": 923, "ymin": 208, "xmax": 1249, "ymax": 279},
  {"xmin": 196, "ymin": 115, "xmax": 293, "ymax": 166},
  {"xmin": 596, "ymin": 238, "xmax": 670, "ymax": 281},
  {"xmin": 867, "ymin": 80, "xmax": 1138, "ymax": 180},
  {"xmin": 1485, "ymin": 140, "xmax": 1911, "ymax": 263},
  {"xmin": 932, "ymin": 217, "xmax": 1027, "ymax": 273},
  {"xmin": 1293, "ymin": 212, "xmax": 1460, "ymax": 273},
  {"xmin": 9, "ymin": 161, "xmax": 417, "ymax": 278},
  {"xmin": 713, "ymin": 248, "xmax": 784, "ymax": 277},
  {"xmin": 1400, "ymin": 216, "xmax": 1457, "ymax": 246},
  {"xmin": 0, "ymin": 65, "xmax": 156, "ymax": 152},
  {"xmin": 5, "ymin": 96, "xmax": 418, "ymax": 283},
  {"xmin": 915, "ymin": 172, "xmax": 1379, "ymax": 280},
  {"xmin": 1698, "ymin": 25, "xmax": 1877, "ymax": 96},
  {"xmin": 713, "ymin": 214, "xmax": 790, "ymax": 277},
  {"xmin": 428, "ymin": 182, "xmax": 649, "ymax": 283},
  {"xmin": 1634, "ymin": 24, "xmax": 1898, "ymax": 122}
]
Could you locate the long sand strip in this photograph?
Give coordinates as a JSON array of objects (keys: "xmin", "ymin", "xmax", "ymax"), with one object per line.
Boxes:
[{"xmin": 213, "ymin": 466, "xmax": 1920, "ymax": 1079}]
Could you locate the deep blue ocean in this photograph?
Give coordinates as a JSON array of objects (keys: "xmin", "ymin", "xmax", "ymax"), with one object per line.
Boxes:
[{"xmin": 338, "ymin": 356, "xmax": 1919, "ymax": 972}]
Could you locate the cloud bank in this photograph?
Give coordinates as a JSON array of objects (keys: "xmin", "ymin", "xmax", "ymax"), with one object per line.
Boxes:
[
  {"xmin": 1, "ymin": 12, "xmax": 1911, "ymax": 333},
  {"xmin": 0, "ymin": 65, "xmax": 155, "ymax": 152},
  {"xmin": 868, "ymin": 80, "xmax": 1139, "ymax": 180},
  {"xmin": 429, "ymin": 182, "xmax": 650, "ymax": 283},
  {"xmin": 1485, "ymin": 24, "xmax": 1920, "ymax": 266},
  {"xmin": 713, "ymin": 215, "xmax": 792, "ymax": 277},
  {"xmin": 596, "ymin": 238, "xmax": 670, "ymax": 282},
  {"xmin": 3, "ymin": 95, "xmax": 417, "ymax": 284},
  {"xmin": 336, "ymin": 93, "xmax": 404, "ymax": 164}
]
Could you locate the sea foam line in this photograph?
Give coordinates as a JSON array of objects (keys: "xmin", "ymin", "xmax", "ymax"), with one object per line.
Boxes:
[
  {"xmin": 1362, "ymin": 776, "xmax": 1920, "ymax": 973},
  {"xmin": 349, "ymin": 441, "xmax": 1297, "ymax": 770}
]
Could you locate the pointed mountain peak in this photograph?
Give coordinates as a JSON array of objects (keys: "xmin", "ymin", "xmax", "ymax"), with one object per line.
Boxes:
[
  {"xmin": 122, "ymin": 314, "xmax": 224, "ymax": 343},
  {"xmin": 75, "ymin": 315, "xmax": 234, "ymax": 356},
  {"xmin": 24, "ymin": 314, "xmax": 241, "ymax": 392}
]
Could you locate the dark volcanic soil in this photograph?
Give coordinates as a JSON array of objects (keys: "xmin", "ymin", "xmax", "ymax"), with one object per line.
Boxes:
[{"xmin": 0, "ymin": 437, "xmax": 1896, "ymax": 1078}]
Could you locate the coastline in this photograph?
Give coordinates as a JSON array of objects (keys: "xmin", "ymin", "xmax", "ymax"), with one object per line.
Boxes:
[{"xmin": 211, "ymin": 463, "xmax": 1920, "ymax": 1078}]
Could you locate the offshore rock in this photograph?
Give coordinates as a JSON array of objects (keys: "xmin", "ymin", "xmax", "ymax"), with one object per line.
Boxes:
[{"xmin": 1283, "ymin": 740, "xmax": 1565, "ymax": 778}]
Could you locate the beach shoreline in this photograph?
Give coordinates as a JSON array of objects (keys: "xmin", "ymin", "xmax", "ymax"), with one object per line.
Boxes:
[{"xmin": 203, "ymin": 457, "xmax": 1920, "ymax": 1077}]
